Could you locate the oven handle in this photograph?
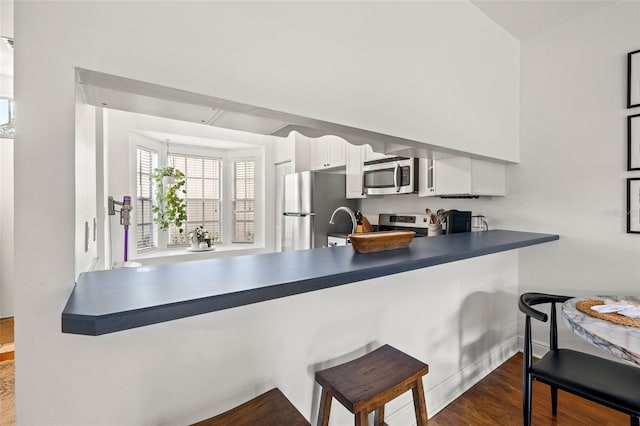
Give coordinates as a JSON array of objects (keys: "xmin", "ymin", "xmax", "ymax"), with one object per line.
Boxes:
[{"xmin": 394, "ymin": 162, "xmax": 400, "ymax": 192}]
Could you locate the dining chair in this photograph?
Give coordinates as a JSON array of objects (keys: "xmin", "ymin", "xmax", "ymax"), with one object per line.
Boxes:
[{"xmin": 519, "ymin": 292, "xmax": 640, "ymax": 426}]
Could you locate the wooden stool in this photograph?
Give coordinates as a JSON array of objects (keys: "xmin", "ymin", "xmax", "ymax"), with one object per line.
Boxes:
[
  {"xmin": 192, "ymin": 388, "xmax": 310, "ymax": 426},
  {"xmin": 315, "ymin": 344, "xmax": 429, "ymax": 426}
]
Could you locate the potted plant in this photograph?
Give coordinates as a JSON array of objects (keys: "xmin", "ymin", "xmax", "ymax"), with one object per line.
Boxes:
[
  {"xmin": 189, "ymin": 226, "xmax": 210, "ymax": 249},
  {"xmin": 152, "ymin": 167, "xmax": 187, "ymax": 233}
]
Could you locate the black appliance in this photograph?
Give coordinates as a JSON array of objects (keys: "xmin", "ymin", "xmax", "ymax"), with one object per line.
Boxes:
[{"xmin": 445, "ymin": 210, "xmax": 471, "ymax": 234}]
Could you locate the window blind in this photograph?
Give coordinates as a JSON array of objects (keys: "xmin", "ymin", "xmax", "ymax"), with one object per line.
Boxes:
[
  {"xmin": 232, "ymin": 160, "xmax": 255, "ymax": 243},
  {"xmin": 136, "ymin": 147, "xmax": 157, "ymax": 251},
  {"xmin": 168, "ymin": 154, "xmax": 222, "ymax": 245}
]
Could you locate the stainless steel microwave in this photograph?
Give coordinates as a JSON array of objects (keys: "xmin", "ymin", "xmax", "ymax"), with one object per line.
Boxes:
[{"xmin": 362, "ymin": 157, "xmax": 419, "ymax": 195}]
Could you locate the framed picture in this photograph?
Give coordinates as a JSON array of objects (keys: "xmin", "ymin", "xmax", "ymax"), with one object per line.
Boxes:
[
  {"xmin": 628, "ymin": 49, "xmax": 640, "ymax": 108},
  {"xmin": 627, "ymin": 178, "xmax": 640, "ymax": 233},
  {"xmin": 628, "ymin": 114, "xmax": 640, "ymax": 170}
]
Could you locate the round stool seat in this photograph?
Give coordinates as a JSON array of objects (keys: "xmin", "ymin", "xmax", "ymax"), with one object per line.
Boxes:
[{"xmin": 315, "ymin": 344, "xmax": 429, "ymax": 426}]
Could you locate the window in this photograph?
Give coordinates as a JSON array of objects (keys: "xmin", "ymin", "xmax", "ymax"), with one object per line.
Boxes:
[
  {"xmin": 133, "ymin": 142, "xmax": 260, "ymax": 254},
  {"xmin": 136, "ymin": 147, "xmax": 157, "ymax": 250},
  {"xmin": 168, "ymin": 154, "xmax": 222, "ymax": 246},
  {"xmin": 232, "ymin": 160, "xmax": 255, "ymax": 243}
]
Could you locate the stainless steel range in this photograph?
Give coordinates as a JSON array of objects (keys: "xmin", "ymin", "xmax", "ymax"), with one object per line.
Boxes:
[{"xmin": 377, "ymin": 213, "xmax": 430, "ymax": 237}]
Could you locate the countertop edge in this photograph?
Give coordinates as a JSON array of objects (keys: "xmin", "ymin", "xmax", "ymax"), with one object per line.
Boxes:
[{"xmin": 62, "ymin": 230, "xmax": 559, "ymax": 336}]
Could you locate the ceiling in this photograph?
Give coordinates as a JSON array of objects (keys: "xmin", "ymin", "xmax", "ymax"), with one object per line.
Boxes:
[
  {"xmin": 471, "ymin": 0, "xmax": 615, "ymax": 41},
  {"xmin": 134, "ymin": 130, "xmax": 257, "ymax": 150}
]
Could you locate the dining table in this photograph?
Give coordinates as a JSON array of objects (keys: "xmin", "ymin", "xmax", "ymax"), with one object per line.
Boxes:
[{"xmin": 562, "ymin": 296, "xmax": 640, "ymax": 366}]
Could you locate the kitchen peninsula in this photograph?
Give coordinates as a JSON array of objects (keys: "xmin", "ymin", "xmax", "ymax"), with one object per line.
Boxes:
[{"xmin": 62, "ymin": 230, "xmax": 558, "ymax": 336}]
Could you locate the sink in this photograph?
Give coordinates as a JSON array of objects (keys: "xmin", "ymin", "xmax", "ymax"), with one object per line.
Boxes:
[{"xmin": 327, "ymin": 234, "xmax": 351, "ymax": 247}]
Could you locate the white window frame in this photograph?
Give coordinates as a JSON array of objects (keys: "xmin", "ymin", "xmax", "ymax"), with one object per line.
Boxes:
[{"xmin": 131, "ymin": 140, "xmax": 264, "ymax": 255}]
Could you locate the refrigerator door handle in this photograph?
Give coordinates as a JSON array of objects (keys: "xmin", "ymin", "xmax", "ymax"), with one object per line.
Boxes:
[{"xmin": 283, "ymin": 212, "xmax": 316, "ymax": 217}]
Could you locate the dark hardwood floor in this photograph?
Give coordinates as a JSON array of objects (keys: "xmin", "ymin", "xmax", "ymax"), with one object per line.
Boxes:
[
  {"xmin": 0, "ymin": 350, "xmax": 632, "ymax": 425},
  {"xmin": 428, "ymin": 352, "xmax": 629, "ymax": 425}
]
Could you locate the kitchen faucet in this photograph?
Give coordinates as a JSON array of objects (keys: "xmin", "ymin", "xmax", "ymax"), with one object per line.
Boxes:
[{"xmin": 329, "ymin": 206, "xmax": 358, "ymax": 234}]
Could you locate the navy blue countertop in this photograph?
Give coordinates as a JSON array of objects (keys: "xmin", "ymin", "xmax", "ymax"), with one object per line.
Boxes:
[{"xmin": 62, "ymin": 230, "xmax": 558, "ymax": 336}]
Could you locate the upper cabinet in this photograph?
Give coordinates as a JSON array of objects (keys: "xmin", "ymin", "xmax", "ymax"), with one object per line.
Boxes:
[
  {"xmin": 364, "ymin": 145, "xmax": 394, "ymax": 162},
  {"xmin": 310, "ymin": 136, "xmax": 347, "ymax": 170},
  {"xmin": 346, "ymin": 144, "xmax": 396, "ymax": 199},
  {"xmin": 419, "ymin": 157, "xmax": 505, "ymax": 197},
  {"xmin": 346, "ymin": 144, "xmax": 367, "ymax": 199},
  {"xmin": 274, "ymin": 131, "xmax": 311, "ymax": 173}
]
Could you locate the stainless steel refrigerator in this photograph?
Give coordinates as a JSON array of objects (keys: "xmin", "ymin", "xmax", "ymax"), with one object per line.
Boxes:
[{"xmin": 282, "ymin": 171, "xmax": 357, "ymax": 251}]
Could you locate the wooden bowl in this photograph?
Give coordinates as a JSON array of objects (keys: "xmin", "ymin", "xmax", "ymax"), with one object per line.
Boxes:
[{"xmin": 349, "ymin": 231, "xmax": 416, "ymax": 253}]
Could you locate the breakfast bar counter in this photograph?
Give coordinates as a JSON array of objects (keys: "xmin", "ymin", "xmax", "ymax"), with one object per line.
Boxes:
[{"xmin": 62, "ymin": 229, "xmax": 558, "ymax": 336}]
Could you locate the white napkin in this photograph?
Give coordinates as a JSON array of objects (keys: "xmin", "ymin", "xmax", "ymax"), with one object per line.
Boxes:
[
  {"xmin": 591, "ymin": 299, "xmax": 640, "ymax": 318},
  {"xmin": 591, "ymin": 304, "xmax": 630, "ymax": 313},
  {"xmin": 604, "ymin": 298, "xmax": 634, "ymax": 305},
  {"xmin": 619, "ymin": 307, "xmax": 640, "ymax": 319}
]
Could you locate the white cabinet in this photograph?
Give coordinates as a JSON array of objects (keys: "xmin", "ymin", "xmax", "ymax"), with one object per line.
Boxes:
[
  {"xmin": 364, "ymin": 145, "xmax": 394, "ymax": 162},
  {"xmin": 344, "ymin": 144, "xmax": 394, "ymax": 199},
  {"xmin": 310, "ymin": 136, "xmax": 346, "ymax": 170},
  {"xmin": 346, "ymin": 144, "xmax": 366, "ymax": 199},
  {"xmin": 273, "ymin": 137, "xmax": 293, "ymax": 165},
  {"xmin": 274, "ymin": 131, "xmax": 310, "ymax": 173},
  {"xmin": 418, "ymin": 158, "xmax": 436, "ymax": 197},
  {"xmin": 419, "ymin": 157, "xmax": 505, "ymax": 197}
]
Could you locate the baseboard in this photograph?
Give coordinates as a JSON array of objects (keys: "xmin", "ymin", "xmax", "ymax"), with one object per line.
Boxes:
[
  {"xmin": 517, "ymin": 335, "xmax": 549, "ymax": 359},
  {"xmin": 384, "ymin": 336, "xmax": 519, "ymax": 425}
]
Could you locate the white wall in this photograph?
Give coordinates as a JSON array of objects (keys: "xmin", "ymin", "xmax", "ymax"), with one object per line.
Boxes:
[
  {"xmin": 14, "ymin": 2, "xmax": 519, "ymax": 424},
  {"xmin": 0, "ymin": 138, "xmax": 13, "ymax": 318},
  {"xmin": 0, "ymin": 75, "xmax": 11, "ymax": 97},
  {"xmin": 0, "ymin": 0, "xmax": 13, "ymax": 40},
  {"xmin": 75, "ymin": 88, "xmax": 98, "ymax": 277},
  {"xmin": 509, "ymin": 1, "xmax": 640, "ymax": 355},
  {"xmin": 28, "ymin": 1, "xmax": 519, "ymax": 160},
  {"xmin": 365, "ymin": 1, "xmax": 640, "ymax": 360}
]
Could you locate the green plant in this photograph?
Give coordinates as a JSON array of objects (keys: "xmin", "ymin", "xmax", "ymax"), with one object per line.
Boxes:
[
  {"xmin": 189, "ymin": 226, "xmax": 209, "ymax": 241},
  {"xmin": 152, "ymin": 167, "xmax": 187, "ymax": 233}
]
